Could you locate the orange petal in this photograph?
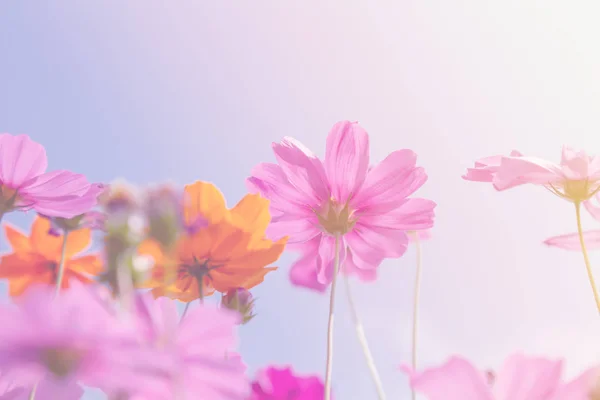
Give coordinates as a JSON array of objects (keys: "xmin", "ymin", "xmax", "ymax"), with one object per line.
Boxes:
[
  {"xmin": 0, "ymin": 253, "xmax": 48, "ymax": 278},
  {"xmin": 8, "ymin": 276, "xmax": 36, "ymax": 297},
  {"xmin": 229, "ymin": 193, "xmax": 271, "ymax": 234},
  {"xmin": 67, "ymin": 255, "xmax": 103, "ymax": 276},
  {"xmin": 30, "ymin": 217, "xmax": 91, "ymax": 260},
  {"xmin": 178, "ymin": 228, "xmax": 215, "ymax": 263},
  {"xmin": 4, "ymin": 224, "xmax": 32, "ymax": 252},
  {"xmin": 210, "ymin": 267, "xmax": 277, "ymax": 292},
  {"xmin": 138, "ymin": 239, "xmax": 165, "ymax": 266},
  {"xmin": 225, "ymin": 237, "xmax": 287, "ymax": 271},
  {"xmin": 183, "ymin": 181, "xmax": 228, "ymax": 225}
]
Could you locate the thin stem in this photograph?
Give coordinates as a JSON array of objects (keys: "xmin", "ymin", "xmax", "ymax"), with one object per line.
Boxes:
[
  {"xmin": 343, "ymin": 274, "xmax": 387, "ymax": 400},
  {"xmin": 410, "ymin": 232, "xmax": 423, "ymax": 400},
  {"xmin": 180, "ymin": 302, "xmax": 191, "ymax": 323},
  {"xmin": 28, "ymin": 384, "xmax": 38, "ymax": 400},
  {"xmin": 54, "ymin": 230, "xmax": 70, "ymax": 298},
  {"xmin": 575, "ymin": 202, "xmax": 600, "ymax": 313},
  {"xmin": 324, "ymin": 234, "xmax": 340, "ymax": 400},
  {"xmin": 197, "ymin": 275, "xmax": 205, "ymax": 305}
]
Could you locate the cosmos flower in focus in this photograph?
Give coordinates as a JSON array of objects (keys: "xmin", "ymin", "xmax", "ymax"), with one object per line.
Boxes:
[
  {"xmin": 402, "ymin": 354, "xmax": 599, "ymax": 400},
  {"xmin": 0, "ymin": 283, "xmax": 166, "ymax": 398},
  {"xmin": 250, "ymin": 366, "xmax": 330, "ymax": 400},
  {"xmin": 464, "ymin": 146, "xmax": 600, "ymax": 203},
  {"xmin": 140, "ymin": 181, "xmax": 287, "ymax": 302},
  {"xmin": 121, "ymin": 293, "xmax": 248, "ymax": 399},
  {"xmin": 0, "ymin": 217, "xmax": 102, "ymax": 297},
  {"xmin": 247, "ymin": 121, "xmax": 436, "ymax": 291},
  {"xmin": 0, "ymin": 134, "xmax": 102, "ymax": 218}
]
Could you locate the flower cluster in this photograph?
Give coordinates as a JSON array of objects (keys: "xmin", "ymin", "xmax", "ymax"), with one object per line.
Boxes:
[{"xmin": 0, "ymin": 127, "xmax": 598, "ymax": 400}]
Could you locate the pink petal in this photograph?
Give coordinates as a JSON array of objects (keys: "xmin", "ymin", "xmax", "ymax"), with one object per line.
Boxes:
[
  {"xmin": 543, "ymin": 231, "xmax": 600, "ymax": 251},
  {"xmin": 560, "ymin": 146, "xmax": 593, "ymax": 180},
  {"xmin": 493, "ymin": 354, "xmax": 563, "ymax": 400},
  {"xmin": 409, "ymin": 230, "xmax": 432, "ymax": 242},
  {"xmin": 289, "ymin": 237, "xmax": 328, "ymax": 292},
  {"xmin": 316, "ymin": 235, "xmax": 347, "ymax": 286},
  {"xmin": 493, "ymin": 156, "xmax": 563, "ymax": 191},
  {"xmin": 550, "ymin": 367, "xmax": 600, "ymax": 400},
  {"xmin": 403, "ymin": 357, "xmax": 493, "ymax": 400},
  {"xmin": 352, "ymin": 150, "xmax": 425, "ymax": 213},
  {"xmin": 20, "ymin": 171, "xmax": 90, "ymax": 198},
  {"xmin": 247, "ymin": 163, "xmax": 315, "ymax": 215},
  {"xmin": 463, "ymin": 151, "xmax": 523, "ymax": 183},
  {"xmin": 342, "ymin": 250, "xmax": 378, "ymax": 282},
  {"xmin": 324, "ymin": 121, "xmax": 369, "ymax": 203},
  {"xmin": 345, "ymin": 223, "xmax": 408, "ymax": 262},
  {"xmin": 266, "ymin": 216, "xmax": 320, "ymax": 244},
  {"xmin": 0, "ymin": 134, "xmax": 47, "ymax": 188},
  {"xmin": 359, "ymin": 198, "xmax": 436, "ymax": 231},
  {"xmin": 271, "ymin": 137, "xmax": 329, "ymax": 205}
]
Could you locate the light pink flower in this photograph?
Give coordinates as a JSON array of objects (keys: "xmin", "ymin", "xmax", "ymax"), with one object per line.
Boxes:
[
  {"xmin": 0, "ymin": 371, "xmax": 83, "ymax": 400},
  {"xmin": 0, "ymin": 282, "xmax": 166, "ymax": 398},
  {"xmin": 0, "ymin": 134, "xmax": 102, "ymax": 218},
  {"xmin": 247, "ymin": 121, "xmax": 436, "ymax": 290},
  {"xmin": 544, "ymin": 192, "xmax": 600, "ymax": 251},
  {"xmin": 250, "ymin": 366, "xmax": 331, "ymax": 400},
  {"xmin": 465, "ymin": 146, "xmax": 600, "ymax": 202},
  {"xmin": 402, "ymin": 354, "xmax": 599, "ymax": 400},
  {"xmin": 123, "ymin": 293, "xmax": 249, "ymax": 399},
  {"xmin": 462, "ymin": 150, "xmax": 523, "ymax": 182}
]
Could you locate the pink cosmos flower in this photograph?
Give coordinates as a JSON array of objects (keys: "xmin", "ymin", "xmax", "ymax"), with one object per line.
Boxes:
[
  {"xmin": 464, "ymin": 146, "xmax": 600, "ymax": 203},
  {"xmin": 247, "ymin": 121, "xmax": 436, "ymax": 291},
  {"xmin": 0, "ymin": 134, "xmax": 102, "ymax": 218},
  {"xmin": 250, "ymin": 366, "xmax": 331, "ymax": 400},
  {"xmin": 544, "ymin": 192, "xmax": 600, "ymax": 251},
  {"xmin": 0, "ymin": 282, "xmax": 167, "ymax": 398},
  {"xmin": 402, "ymin": 354, "xmax": 599, "ymax": 400},
  {"xmin": 121, "ymin": 293, "xmax": 249, "ymax": 399}
]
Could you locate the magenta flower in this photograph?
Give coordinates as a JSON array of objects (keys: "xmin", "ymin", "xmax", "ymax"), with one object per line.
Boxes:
[
  {"xmin": 124, "ymin": 293, "xmax": 249, "ymax": 399},
  {"xmin": 0, "ymin": 282, "xmax": 166, "ymax": 398},
  {"xmin": 250, "ymin": 366, "xmax": 331, "ymax": 400},
  {"xmin": 247, "ymin": 121, "xmax": 436, "ymax": 290},
  {"xmin": 402, "ymin": 354, "xmax": 599, "ymax": 400},
  {"xmin": 0, "ymin": 134, "xmax": 102, "ymax": 219}
]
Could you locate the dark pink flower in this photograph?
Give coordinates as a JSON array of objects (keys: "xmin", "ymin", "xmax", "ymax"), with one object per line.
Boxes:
[
  {"xmin": 0, "ymin": 134, "xmax": 101, "ymax": 218},
  {"xmin": 247, "ymin": 121, "xmax": 436, "ymax": 291},
  {"xmin": 250, "ymin": 366, "xmax": 331, "ymax": 400}
]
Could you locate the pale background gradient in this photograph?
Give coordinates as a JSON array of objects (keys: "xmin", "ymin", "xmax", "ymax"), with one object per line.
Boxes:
[{"xmin": 2, "ymin": 1, "xmax": 600, "ymax": 399}]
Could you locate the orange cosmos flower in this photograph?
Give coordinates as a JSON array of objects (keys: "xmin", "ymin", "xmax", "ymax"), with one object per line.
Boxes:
[
  {"xmin": 0, "ymin": 216, "xmax": 102, "ymax": 297},
  {"xmin": 139, "ymin": 181, "xmax": 287, "ymax": 302}
]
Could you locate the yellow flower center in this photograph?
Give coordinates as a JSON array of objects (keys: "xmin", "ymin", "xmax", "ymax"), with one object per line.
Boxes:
[
  {"xmin": 315, "ymin": 198, "xmax": 357, "ymax": 235},
  {"xmin": 41, "ymin": 347, "xmax": 82, "ymax": 378},
  {"xmin": 547, "ymin": 179, "xmax": 600, "ymax": 203}
]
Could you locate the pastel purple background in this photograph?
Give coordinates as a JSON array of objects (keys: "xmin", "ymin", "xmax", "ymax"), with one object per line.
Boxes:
[{"xmin": 2, "ymin": 2, "xmax": 600, "ymax": 399}]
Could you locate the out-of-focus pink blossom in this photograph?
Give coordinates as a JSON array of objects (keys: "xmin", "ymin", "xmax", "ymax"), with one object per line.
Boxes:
[
  {"xmin": 462, "ymin": 150, "xmax": 523, "ymax": 182},
  {"xmin": 402, "ymin": 353, "xmax": 599, "ymax": 400}
]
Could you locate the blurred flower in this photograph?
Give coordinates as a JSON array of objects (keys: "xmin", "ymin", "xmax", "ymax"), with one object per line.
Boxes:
[
  {"xmin": 144, "ymin": 184, "xmax": 184, "ymax": 250},
  {"xmin": 247, "ymin": 120, "xmax": 436, "ymax": 290},
  {"xmin": 402, "ymin": 354, "xmax": 600, "ymax": 400},
  {"xmin": 0, "ymin": 371, "xmax": 83, "ymax": 400},
  {"xmin": 0, "ymin": 283, "xmax": 167, "ymax": 398},
  {"xmin": 121, "ymin": 293, "xmax": 248, "ymax": 399},
  {"xmin": 464, "ymin": 146, "xmax": 600, "ymax": 203},
  {"xmin": 221, "ymin": 288, "xmax": 255, "ymax": 324},
  {"xmin": 0, "ymin": 134, "xmax": 101, "ymax": 219},
  {"xmin": 139, "ymin": 181, "xmax": 286, "ymax": 302},
  {"xmin": 462, "ymin": 150, "xmax": 523, "ymax": 182},
  {"xmin": 41, "ymin": 210, "xmax": 107, "ymax": 237},
  {"xmin": 250, "ymin": 366, "xmax": 330, "ymax": 399},
  {"xmin": 0, "ymin": 217, "xmax": 102, "ymax": 297}
]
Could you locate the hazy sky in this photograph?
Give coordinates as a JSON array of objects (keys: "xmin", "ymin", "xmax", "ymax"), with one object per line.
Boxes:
[{"xmin": 2, "ymin": 1, "xmax": 600, "ymax": 398}]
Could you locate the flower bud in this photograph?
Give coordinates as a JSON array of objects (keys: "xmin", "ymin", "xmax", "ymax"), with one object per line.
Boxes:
[{"xmin": 221, "ymin": 288, "xmax": 255, "ymax": 324}]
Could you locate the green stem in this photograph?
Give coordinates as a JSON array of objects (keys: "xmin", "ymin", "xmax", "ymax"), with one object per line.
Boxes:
[
  {"xmin": 410, "ymin": 232, "xmax": 423, "ymax": 400},
  {"xmin": 343, "ymin": 273, "xmax": 386, "ymax": 399},
  {"xmin": 54, "ymin": 230, "xmax": 70, "ymax": 298},
  {"xmin": 574, "ymin": 202, "xmax": 600, "ymax": 313},
  {"xmin": 324, "ymin": 234, "xmax": 340, "ymax": 400}
]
